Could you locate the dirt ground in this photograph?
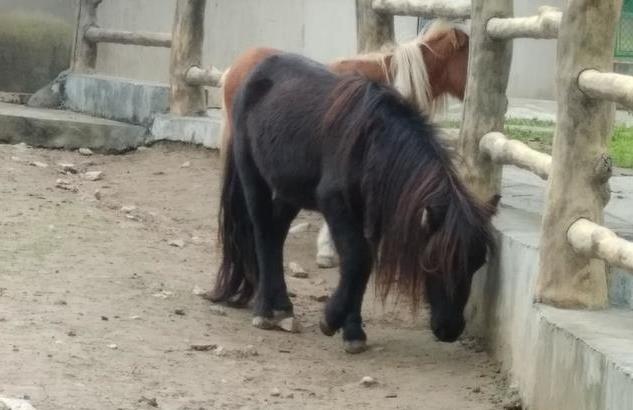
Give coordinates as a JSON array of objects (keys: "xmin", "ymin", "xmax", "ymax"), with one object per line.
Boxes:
[{"xmin": 0, "ymin": 142, "xmax": 509, "ymax": 410}]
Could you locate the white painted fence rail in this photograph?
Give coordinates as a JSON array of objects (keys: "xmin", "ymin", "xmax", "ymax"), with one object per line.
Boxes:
[
  {"xmin": 371, "ymin": 0, "xmax": 471, "ymax": 19},
  {"xmin": 578, "ymin": 69, "xmax": 633, "ymax": 110},
  {"xmin": 84, "ymin": 27, "xmax": 172, "ymax": 48},
  {"xmin": 185, "ymin": 66, "xmax": 224, "ymax": 87},
  {"xmin": 487, "ymin": 6, "xmax": 562, "ymax": 40},
  {"xmin": 568, "ymin": 219, "xmax": 633, "ymax": 273},
  {"xmin": 479, "ymin": 132, "xmax": 552, "ymax": 180}
]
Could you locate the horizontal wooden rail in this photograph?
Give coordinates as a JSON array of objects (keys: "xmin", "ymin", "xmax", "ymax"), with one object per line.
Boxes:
[
  {"xmin": 487, "ymin": 6, "xmax": 561, "ymax": 40},
  {"xmin": 479, "ymin": 132, "xmax": 552, "ymax": 180},
  {"xmin": 85, "ymin": 27, "xmax": 172, "ymax": 48},
  {"xmin": 185, "ymin": 66, "xmax": 224, "ymax": 87},
  {"xmin": 568, "ymin": 219, "xmax": 633, "ymax": 273},
  {"xmin": 578, "ymin": 69, "xmax": 633, "ymax": 110},
  {"xmin": 371, "ymin": 0, "xmax": 471, "ymax": 19}
]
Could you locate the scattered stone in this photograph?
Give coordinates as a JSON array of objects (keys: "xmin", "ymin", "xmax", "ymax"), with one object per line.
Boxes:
[
  {"xmin": 239, "ymin": 345, "xmax": 259, "ymax": 357},
  {"xmin": 181, "ymin": 161, "xmax": 191, "ymax": 168},
  {"xmin": 270, "ymin": 388, "xmax": 281, "ymax": 397},
  {"xmin": 472, "ymin": 386, "xmax": 481, "ymax": 393},
  {"xmin": 83, "ymin": 171, "xmax": 104, "ymax": 181},
  {"xmin": 190, "ymin": 343, "xmax": 218, "ymax": 352},
  {"xmin": 278, "ymin": 316, "xmax": 300, "ymax": 333},
  {"xmin": 137, "ymin": 146, "xmax": 150, "ymax": 152},
  {"xmin": 129, "ymin": 315, "xmax": 141, "ymax": 320},
  {"xmin": 78, "ymin": 148, "xmax": 93, "ymax": 156},
  {"xmin": 310, "ymin": 294, "xmax": 329, "ymax": 303},
  {"xmin": 55, "ymin": 179, "xmax": 78, "ymax": 192},
  {"xmin": 288, "ymin": 222, "xmax": 310, "ymax": 235},
  {"xmin": 0, "ymin": 398, "xmax": 37, "ymax": 410},
  {"xmin": 67, "ymin": 330, "xmax": 77, "ymax": 337},
  {"xmin": 168, "ymin": 239, "xmax": 185, "ymax": 248},
  {"xmin": 209, "ymin": 305, "xmax": 227, "ymax": 317},
  {"xmin": 94, "ymin": 190, "xmax": 102, "ymax": 200},
  {"xmin": 125, "ymin": 214, "xmax": 140, "ymax": 221},
  {"xmin": 29, "ymin": 161, "xmax": 48, "ymax": 168},
  {"xmin": 152, "ymin": 290, "xmax": 174, "ymax": 299},
  {"xmin": 121, "ymin": 205, "xmax": 137, "ymax": 213},
  {"xmin": 101, "ymin": 316, "xmax": 109, "ymax": 321},
  {"xmin": 192, "ymin": 285, "xmax": 206, "ymax": 296},
  {"xmin": 58, "ymin": 163, "xmax": 78, "ymax": 174},
  {"xmin": 360, "ymin": 376, "xmax": 378, "ymax": 387},
  {"xmin": 107, "ymin": 344, "xmax": 118, "ymax": 350},
  {"xmin": 372, "ymin": 346, "xmax": 385, "ymax": 353},
  {"xmin": 288, "ymin": 262, "xmax": 308, "ymax": 278},
  {"xmin": 138, "ymin": 396, "xmax": 158, "ymax": 408},
  {"xmin": 214, "ymin": 346, "xmax": 226, "ymax": 357},
  {"xmin": 385, "ymin": 393, "xmax": 398, "ymax": 398},
  {"xmin": 10, "ymin": 156, "xmax": 24, "ymax": 163},
  {"xmin": 174, "ymin": 309, "xmax": 186, "ymax": 316},
  {"xmin": 285, "ymin": 393, "xmax": 294, "ymax": 399},
  {"xmin": 53, "ymin": 300, "xmax": 67, "ymax": 306}
]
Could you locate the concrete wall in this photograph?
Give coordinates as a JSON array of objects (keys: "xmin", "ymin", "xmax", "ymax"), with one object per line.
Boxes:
[{"xmin": 0, "ymin": 0, "xmax": 560, "ymax": 100}]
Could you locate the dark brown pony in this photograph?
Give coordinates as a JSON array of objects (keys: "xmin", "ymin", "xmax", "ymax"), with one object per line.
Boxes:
[{"xmin": 211, "ymin": 53, "xmax": 497, "ymax": 354}]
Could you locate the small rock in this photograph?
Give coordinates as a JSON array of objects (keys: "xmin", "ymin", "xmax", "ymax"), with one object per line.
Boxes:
[
  {"xmin": 67, "ymin": 330, "xmax": 77, "ymax": 337},
  {"xmin": 0, "ymin": 398, "xmax": 36, "ymax": 410},
  {"xmin": 209, "ymin": 305, "xmax": 227, "ymax": 317},
  {"xmin": 214, "ymin": 346, "xmax": 226, "ymax": 357},
  {"xmin": 101, "ymin": 316, "xmax": 109, "ymax": 321},
  {"xmin": 385, "ymin": 393, "xmax": 398, "ymax": 398},
  {"xmin": 94, "ymin": 189, "xmax": 102, "ymax": 200},
  {"xmin": 285, "ymin": 393, "xmax": 294, "ymax": 399},
  {"xmin": 288, "ymin": 262, "xmax": 308, "ymax": 278},
  {"xmin": 138, "ymin": 396, "xmax": 158, "ymax": 407},
  {"xmin": 78, "ymin": 148, "xmax": 93, "ymax": 156},
  {"xmin": 129, "ymin": 315, "xmax": 141, "ymax": 320},
  {"xmin": 125, "ymin": 214, "xmax": 140, "ymax": 221},
  {"xmin": 360, "ymin": 376, "xmax": 378, "ymax": 387},
  {"xmin": 288, "ymin": 222, "xmax": 310, "ymax": 235},
  {"xmin": 174, "ymin": 308, "xmax": 186, "ymax": 316},
  {"xmin": 472, "ymin": 386, "xmax": 481, "ymax": 393},
  {"xmin": 55, "ymin": 179, "xmax": 78, "ymax": 192},
  {"xmin": 168, "ymin": 239, "xmax": 185, "ymax": 248},
  {"xmin": 29, "ymin": 161, "xmax": 48, "ymax": 168},
  {"xmin": 137, "ymin": 146, "xmax": 149, "ymax": 152},
  {"xmin": 53, "ymin": 300, "xmax": 67, "ymax": 306},
  {"xmin": 83, "ymin": 171, "xmax": 104, "ymax": 181},
  {"xmin": 310, "ymin": 294, "xmax": 329, "ymax": 302},
  {"xmin": 121, "ymin": 205, "xmax": 137, "ymax": 213},
  {"xmin": 152, "ymin": 290, "xmax": 174, "ymax": 299},
  {"xmin": 192, "ymin": 285, "xmax": 206, "ymax": 296},
  {"xmin": 278, "ymin": 316, "xmax": 300, "ymax": 333},
  {"xmin": 181, "ymin": 161, "xmax": 191, "ymax": 168},
  {"xmin": 10, "ymin": 156, "xmax": 24, "ymax": 163},
  {"xmin": 107, "ymin": 343, "xmax": 118, "ymax": 350},
  {"xmin": 270, "ymin": 388, "xmax": 281, "ymax": 397},
  {"xmin": 242, "ymin": 345, "xmax": 259, "ymax": 356},
  {"xmin": 58, "ymin": 163, "xmax": 77, "ymax": 174},
  {"xmin": 190, "ymin": 343, "xmax": 217, "ymax": 352}
]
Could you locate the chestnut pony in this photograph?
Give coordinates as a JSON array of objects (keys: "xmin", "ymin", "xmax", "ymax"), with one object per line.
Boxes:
[
  {"xmin": 212, "ymin": 53, "xmax": 497, "ymax": 353},
  {"xmin": 219, "ymin": 21, "xmax": 470, "ymax": 268}
]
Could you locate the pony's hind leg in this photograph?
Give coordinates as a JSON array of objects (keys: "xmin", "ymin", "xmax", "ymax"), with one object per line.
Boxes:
[
  {"xmin": 316, "ymin": 223, "xmax": 340, "ymax": 268},
  {"xmin": 318, "ymin": 191, "xmax": 372, "ymax": 353}
]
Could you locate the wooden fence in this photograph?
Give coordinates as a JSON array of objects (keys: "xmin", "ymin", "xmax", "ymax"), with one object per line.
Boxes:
[
  {"xmin": 71, "ymin": 0, "xmax": 222, "ymax": 117},
  {"xmin": 357, "ymin": 0, "xmax": 631, "ymax": 309}
]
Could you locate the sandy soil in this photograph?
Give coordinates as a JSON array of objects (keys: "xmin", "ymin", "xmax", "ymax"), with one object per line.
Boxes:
[{"xmin": 0, "ymin": 142, "xmax": 509, "ymax": 410}]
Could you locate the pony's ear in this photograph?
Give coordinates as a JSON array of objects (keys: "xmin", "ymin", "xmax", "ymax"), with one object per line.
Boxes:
[
  {"xmin": 452, "ymin": 29, "xmax": 469, "ymax": 49},
  {"xmin": 420, "ymin": 206, "xmax": 446, "ymax": 232}
]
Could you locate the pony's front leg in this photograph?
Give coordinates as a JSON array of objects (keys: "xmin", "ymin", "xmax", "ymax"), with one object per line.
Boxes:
[
  {"xmin": 316, "ymin": 223, "xmax": 340, "ymax": 268},
  {"xmin": 318, "ymin": 193, "xmax": 373, "ymax": 353}
]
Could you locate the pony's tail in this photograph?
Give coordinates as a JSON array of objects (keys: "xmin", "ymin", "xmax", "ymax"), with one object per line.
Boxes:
[{"xmin": 210, "ymin": 135, "xmax": 257, "ymax": 306}]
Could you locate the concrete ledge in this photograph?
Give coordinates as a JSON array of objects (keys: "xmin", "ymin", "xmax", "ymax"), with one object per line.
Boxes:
[
  {"xmin": 64, "ymin": 73, "xmax": 169, "ymax": 126},
  {"xmin": 0, "ymin": 102, "xmax": 147, "ymax": 152},
  {"xmin": 150, "ymin": 109, "xmax": 222, "ymax": 149},
  {"xmin": 467, "ymin": 205, "xmax": 633, "ymax": 409}
]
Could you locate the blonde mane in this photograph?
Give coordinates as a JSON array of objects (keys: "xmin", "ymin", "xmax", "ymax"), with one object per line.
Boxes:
[{"xmin": 388, "ymin": 19, "xmax": 462, "ymax": 119}]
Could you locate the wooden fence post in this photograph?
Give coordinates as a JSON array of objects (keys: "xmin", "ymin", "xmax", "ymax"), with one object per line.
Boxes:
[
  {"xmin": 71, "ymin": 0, "xmax": 102, "ymax": 72},
  {"xmin": 536, "ymin": 0, "xmax": 622, "ymax": 309},
  {"xmin": 169, "ymin": 0, "xmax": 207, "ymax": 116},
  {"xmin": 458, "ymin": 0, "xmax": 513, "ymax": 202},
  {"xmin": 356, "ymin": 0, "xmax": 395, "ymax": 53}
]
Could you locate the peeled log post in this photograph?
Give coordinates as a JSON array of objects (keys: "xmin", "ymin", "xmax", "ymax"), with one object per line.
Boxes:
[
  {"xmin": 568, "ymin": 219, "xmax": 633, "ymax": 273},
  {"xmin": 458, "ymin": 0, "xmax": 513, "ymax": 202},
  {"xmin": 169, "ymin": 0, "xmax": 207, "ymax": 116},
  {"xmin": 371, "ymin": 0, "xmax": 471, "ymax": 19},
  {"xmin": 579, "ymin": 69, "xmax": 633, "ymax": 111},
  {"xmin": 536, "ymin": 0, "xmax": 622, "ymax": 309},
  {"xmin": 356, "ymin": 0, "xmax": 395, "ymax": 53},
  {"xmin": 487, "ymin": 6, "xmax": 561, "ymax": 40},
  {"xmin": 71, "ymin": 0, "xmax": 102, "ymax": 72},
  {"xmin": 85, "ymin": 27, "xmax": 172, "ymax": 48},
  {"xmin": 479, "ymin": 132, "xmax": 552, "ymax": 180}
]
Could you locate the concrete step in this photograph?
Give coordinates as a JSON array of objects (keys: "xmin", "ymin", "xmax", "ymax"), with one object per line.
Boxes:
[{"xmin": 0, "ymin": 102, "xmax": 147, "ymax": 153}]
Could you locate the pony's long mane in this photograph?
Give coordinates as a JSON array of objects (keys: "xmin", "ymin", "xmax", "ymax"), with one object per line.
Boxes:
[{"xmin": 323, "ymin": 75, "xmax": 495, "ymax": 310}]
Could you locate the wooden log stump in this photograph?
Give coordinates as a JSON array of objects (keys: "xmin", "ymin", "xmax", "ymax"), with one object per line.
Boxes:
[
  {"xmin": 71, "ymin": 0, "xmax": 102, "ymax": 72},
  {"xmin": 536, "ymin": 0, "xmax": 622, "ymax": 309},
  {"xmin": 169, "ymin": 0, "xmax": 207, "ymax": 116},
  {"xmin": 356, "ymin": 0, "xmax": 395, "ymax": 53},
  {"xmin": 458, "ymin": 0, "xmax": 513, "ymax": 202}
]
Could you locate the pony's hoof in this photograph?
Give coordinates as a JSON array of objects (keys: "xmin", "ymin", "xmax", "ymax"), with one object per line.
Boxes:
[
  {"xmin": 319, "ymin": 319, "xmax": 336, "ymax": 336},
  {"xmin": 316, "ymin": 255, "xmax": 339, "ymax": 269},
  {"xmin": 252, "ymin": 316, "xmax": 276, "ymax": 330},
  {"xmin": 344, "ymin": 340, "xmax": 368, "ymax": 354}
]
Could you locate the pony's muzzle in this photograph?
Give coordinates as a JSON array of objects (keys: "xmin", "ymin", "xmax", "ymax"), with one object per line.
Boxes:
[{"xmin": 431, "ymin": 316, "xmax": 465, "ymax": 343}]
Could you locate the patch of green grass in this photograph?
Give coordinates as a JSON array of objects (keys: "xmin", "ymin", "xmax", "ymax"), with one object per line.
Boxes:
[{"xmin": 440, "ymin": 117, "xmax": 633, "ymax": 169}]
